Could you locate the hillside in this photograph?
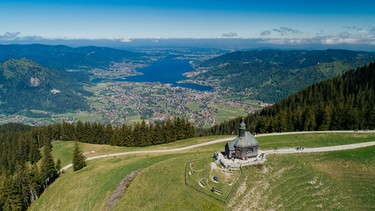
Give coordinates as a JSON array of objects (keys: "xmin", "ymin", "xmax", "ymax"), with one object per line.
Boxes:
[
  {"xmin": 0, "ymin": 58, "xmax": 90, "ymax": 114},
  {"xmin": 0, "ymin": 44, "xmax": 143, "ymax": 71},
  {"xmin": 194, "ymin": 49, "xmax": 375, "ymax": 102},
  {"xmin": 204, "ymin": 62, "xmax": 375, "ymax": 136},
  {"xmin": 28, "ymin": 133, "xmax": 375, "ymax": 210}
]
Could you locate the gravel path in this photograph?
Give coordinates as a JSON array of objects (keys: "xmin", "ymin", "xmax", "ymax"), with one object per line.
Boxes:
[
  {"xmin": 62, "ymin": 131, "xmax": 375, "ymax": 171},
  {"xmin": 265, "ymin": 140, "xmax": 375, "ymax": 154}
]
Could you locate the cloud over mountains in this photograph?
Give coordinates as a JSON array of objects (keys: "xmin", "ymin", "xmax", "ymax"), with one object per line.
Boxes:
[
  {"xmin": 260, "ymin": 27, "xmax": 302, "ymax": 36},
  {"xmin": 1, "ymin": 27, "xmax": 375, "ymax": 51},
  {"xmin": 222, "ymin": 32, "xmax": 238, "ymax": 38},
  {"xmin": 258, "ymin": 25, "xmax": 375, "ymax": 48},
  {"xmin": 0, "ymin": 32, "xmax": 21, "ymax": 40}
]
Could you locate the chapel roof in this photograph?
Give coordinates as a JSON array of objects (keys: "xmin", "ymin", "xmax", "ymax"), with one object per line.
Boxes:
[
  {"xmin": 227, "ymin": 131, "xmax": 259, "ymax": 150},
  {"xmin": 226, "ymin": 119, "xmax": 259, "ymax": 150}
]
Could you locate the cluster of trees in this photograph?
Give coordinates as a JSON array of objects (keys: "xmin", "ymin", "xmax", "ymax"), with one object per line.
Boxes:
[
  {"xmin": 0, "ymin": 124, "xmax": 59, "ymax": 210},
  {"xmin": 202, "ymin": 62, "xmax": 375, "ymax": 135},
  {"xmin": 38, "ymin": 117, "xmax": 196, "ymax": 147}
]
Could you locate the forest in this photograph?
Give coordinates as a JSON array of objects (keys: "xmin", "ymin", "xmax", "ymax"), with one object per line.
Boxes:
[
  {"xmin": 195, "ymin": 49, "xmax": 375, "ymax": 102},
  {"xmin": 0, "ymin": 58, "xmax": 90, "ymax": 114},
  {"xmin": 203, "ymin": 62, "xmax": 375, "ymax": 136},
  {"xmin": 0, "ymin": 117, "xmax": 195, "ymax": 210}
]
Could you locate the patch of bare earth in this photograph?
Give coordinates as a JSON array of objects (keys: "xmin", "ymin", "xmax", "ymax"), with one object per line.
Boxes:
[{"xmin": 105, "ymin": 169, "xmax": 143, "ymax": 210}]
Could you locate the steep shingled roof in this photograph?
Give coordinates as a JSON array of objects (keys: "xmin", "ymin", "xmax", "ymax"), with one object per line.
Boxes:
[
  {"xmin": 227, "ymin": 131, "xmax": 259, "ymax": 150},
  {"xmin": 226, "ymin": 119, "xmax": 259, "ymax": 150}
]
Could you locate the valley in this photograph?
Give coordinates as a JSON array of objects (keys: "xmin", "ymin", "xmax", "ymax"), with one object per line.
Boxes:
[{"xmin": 2, "ymin": 46, "xmax": 373, "ymax": 128}]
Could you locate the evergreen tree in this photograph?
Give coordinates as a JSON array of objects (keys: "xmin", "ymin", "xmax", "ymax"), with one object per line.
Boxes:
[
  {"xmin": 28, "ymin": 138, "xmax": 42, "ymax": 164},
  {"xmin": 56, "ymin": 158, "xmax": 61, "ymax": 173},
  {"xmin": 151, "ymin": 122, "xmax": 164, "ymax": 145},
  {"xmin": 61, "ymin": 121, "xmax": 74, "ymax": 142},
  {"xmin": 72, "ymin": 142, "xmax": 86, "ymax": 171},
  {"xmin": 41, "ymin": 143, "xmax": 57, "ymax": 188},
  {"xmin": 29, "ymin": 164, "xmax": 43, "ymax": 203},
  {"xmin": 104, "ymin": 124, "xmax": 114, "ymax": 145}
]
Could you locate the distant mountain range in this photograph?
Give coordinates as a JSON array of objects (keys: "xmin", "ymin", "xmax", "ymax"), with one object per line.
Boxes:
[
  {"xmin": 0, "ymin": 44, "xmax": 143, "ymax": 71},
  {"xmin": 1, "ymin": 44, "xmax": 375, "ymax": 119},
  {"xmin": 195, "ymin": 49, "xmax": 375, "ymax": 102},
  {"xmin": 0, "ymin": 44, "xmax": 144, "ymax": 115}
]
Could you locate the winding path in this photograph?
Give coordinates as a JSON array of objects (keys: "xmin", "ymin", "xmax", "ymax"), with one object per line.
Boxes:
[{"xmin": 62, "ymin": 131, "xmax": 375, "ymax": 171}]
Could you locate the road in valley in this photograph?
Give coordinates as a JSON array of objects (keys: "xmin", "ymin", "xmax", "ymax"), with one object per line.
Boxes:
[{"xmin": 61, "ymin": 131, "xmax": 375, "ymax": 171}]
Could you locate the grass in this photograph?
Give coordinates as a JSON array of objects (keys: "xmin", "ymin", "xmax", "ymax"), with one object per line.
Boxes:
[
  {"xmin": 185, "ymin": 157, "xmax": 242, "ymax": 202},
  {"xmin": 208, "ymin": 104, "xmax": 248, "ymax": 123},
  {"xmin": 256, "ymin": 132, "xmax": 375, "ymax": 150},
  {"xmin": 186, "ymin": 101, "xmax": 202, "ymax": 112},
  {"xmin": 31, "ymin": 133, "xmax": 375, "ymax": 210},
  {"xmin": 126, "ymin": 114, "xmax": 142, "ymax": 124},
  {"xmin": 229, "ymin": 146, "xmax": 375, "ymax": 210},
  {"xmin": 52, "ymin": 135, "xmax": 234, "ymax": 168},
  {"xmin": 51, "ymin": 141, "xmax": 140, "ymax": 168}
]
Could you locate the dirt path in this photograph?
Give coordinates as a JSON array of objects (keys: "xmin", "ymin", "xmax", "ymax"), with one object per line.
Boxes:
[
  {"xmin": 62, "ymin": 131, "xmax": 375, "ymax": 171},
  {"xmin": 265, "ymin": 140, "xmax": 375, "ymax": 154}
]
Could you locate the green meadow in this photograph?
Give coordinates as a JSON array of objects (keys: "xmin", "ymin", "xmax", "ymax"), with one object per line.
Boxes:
[{"xmin": 30, "ymin": 133, "xmax": 375, "ymax": 210}]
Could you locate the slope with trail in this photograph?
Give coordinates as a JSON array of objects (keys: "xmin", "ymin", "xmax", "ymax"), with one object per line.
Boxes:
[{"xmin": 62, "ymin": 131, "xmax": 375, "ymax": 171}]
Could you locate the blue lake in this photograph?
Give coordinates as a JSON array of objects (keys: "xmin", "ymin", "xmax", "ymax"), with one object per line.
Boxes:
[{"xmin": 94, "ymin": 59, "xmax": 213, "ymax": 91}]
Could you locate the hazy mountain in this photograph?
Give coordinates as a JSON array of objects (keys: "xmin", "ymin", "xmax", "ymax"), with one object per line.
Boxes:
[
  {"xmin": 0, "ymin": 58, "xmax": 90, "ymax": 114},
  {"xmin": 0, "ymin": 44, "xmax": 143, "ymax": 71}
]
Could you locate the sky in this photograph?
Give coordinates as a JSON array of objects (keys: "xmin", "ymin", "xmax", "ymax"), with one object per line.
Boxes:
[{"xmin": 1, "ymin": 0, "xmax": 375, "ymax": 49}]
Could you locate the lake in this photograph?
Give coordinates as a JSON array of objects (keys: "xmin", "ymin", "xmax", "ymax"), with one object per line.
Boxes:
[{"xmin": 93, "ymin": 59, "xmax": 213, "ymax": 92}]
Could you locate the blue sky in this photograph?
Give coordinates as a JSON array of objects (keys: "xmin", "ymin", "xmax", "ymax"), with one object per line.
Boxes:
[{"xmin": 1, "ymin": 0, "xmax": 375, "ymax": 48}]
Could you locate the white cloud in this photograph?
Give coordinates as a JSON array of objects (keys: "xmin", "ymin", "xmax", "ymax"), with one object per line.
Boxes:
[
  {"xmin": 260, "ymin": 30, "xmax": 271, "ymax": 36},
  {"xmin": 120, "ymin": 38, "xmax": 132, "ymax": 43},
  {"xmin": 273, "ymin": 27, "xmax": 302, "ymax": 36},
  {"xmin": 222, "ymin": 32, "xmax": 238, "ymax": 38},
  {"xmin": 0, "ymin": 32, "xmax": 21, "ymax": 40},
  {"xmin": 260, "ymin": 26, "xmax": 375, "ymax": 46}
]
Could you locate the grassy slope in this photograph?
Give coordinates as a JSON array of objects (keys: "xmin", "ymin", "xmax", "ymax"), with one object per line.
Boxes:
[
  {"xmin": 230, "ymin": 146, "xmax": 375, "ymax": 210},
  {"xmin": 30, "ymin": 133, "xmax": 375, "ymax": 210}
]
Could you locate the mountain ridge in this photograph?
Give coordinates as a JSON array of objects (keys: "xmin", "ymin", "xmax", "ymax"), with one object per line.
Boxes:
[
  {"xmin": 194, "ymin": 49, "xmax": 375, "ymax": 102},
  {"xmin": 0, "ymin": 44, "xmax": 143, "ymax": 71},
  {"xmin": 0, "ymin": 58, "xmax": 90, "ymax": 114}
]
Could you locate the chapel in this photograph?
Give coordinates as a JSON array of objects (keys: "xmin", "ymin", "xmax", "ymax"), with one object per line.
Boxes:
[{"xmin": 225, "ymin": 119, "xmax": 259, "ymax": 159}]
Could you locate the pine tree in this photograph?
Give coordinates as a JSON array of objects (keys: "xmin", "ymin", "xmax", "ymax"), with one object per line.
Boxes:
[
  {"xmin": 28, "ymin": 136, "xmax": 42, "ymax": 164},
  {"xmin": 55, "ymin": 158, "xmax": 61, "ymax": 173},
  {"xmin": 41, "ymin": 143, "xmax": 57, "ymax": 188},
  {"xmin": 72, "ymin": 142, "xmax": 86, "ymax": 171}
]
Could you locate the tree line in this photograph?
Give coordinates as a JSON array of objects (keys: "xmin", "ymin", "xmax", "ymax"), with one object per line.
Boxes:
[
  {"xmin": 52, "ymin": 116, "xmax": 195, "ymax": 147},
  {"xmin": 201, "ymin": 62, "xmax": 375, "ymax": 136}
]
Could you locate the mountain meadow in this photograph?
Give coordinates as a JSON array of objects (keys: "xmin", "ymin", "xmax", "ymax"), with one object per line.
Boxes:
[{"xmin": 28, "ymin": 133, "xmax": 375, "ymax": 210}]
